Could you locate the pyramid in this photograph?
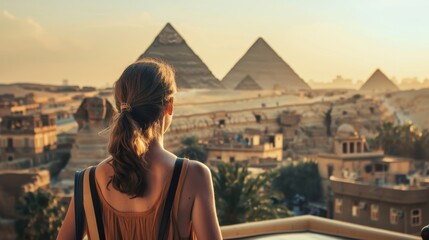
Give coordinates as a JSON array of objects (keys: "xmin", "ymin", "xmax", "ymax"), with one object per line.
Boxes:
[
  {"xmin": 359, "ymin": 69, "xmax": 399, "ymax": 91},
  {"xmin": 137, "ymin": 23, "xmax": 223, "ymax": 89},
  {"xmin": 222, "ymin": 38, "xmax": 310, "ymax": 90},
  {"xmin": 234, "ymin": 75, "xmax": 262, "ymax": 90}
]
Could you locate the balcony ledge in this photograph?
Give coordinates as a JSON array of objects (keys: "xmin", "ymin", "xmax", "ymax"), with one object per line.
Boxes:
[{"xmin": 221, "ymin": 215, "xmax": 420, "ymax": 240}]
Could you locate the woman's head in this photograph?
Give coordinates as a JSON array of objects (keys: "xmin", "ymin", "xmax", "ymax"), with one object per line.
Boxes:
[{"xmin": 108, "ymin": 58, "xmax": 176, "ymax": 197}]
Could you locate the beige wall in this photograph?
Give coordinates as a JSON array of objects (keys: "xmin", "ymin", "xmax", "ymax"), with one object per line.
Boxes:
[
  {"xmin": 207, "ymin": 148, "xmax": 282, "ymax": 163},
  {"xmin": 0, "ymin": 130, "xmax": 57, "ymax": 158},
  {"xmin": 334, "ymin": 193, "xmax": 429, "ymax": 235}
]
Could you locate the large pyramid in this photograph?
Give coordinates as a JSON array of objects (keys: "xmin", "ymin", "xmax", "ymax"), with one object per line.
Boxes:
[
  {"xmin": 137, "ymin": 23, "xmax": 223, "ymax": 89},
  {"xmin": 359, "ymin": 69, "xmax": 399, "ymax": 91},
  {"xmin": 222, "ymin": 38, "xmax": 310, "ymax": 90}
]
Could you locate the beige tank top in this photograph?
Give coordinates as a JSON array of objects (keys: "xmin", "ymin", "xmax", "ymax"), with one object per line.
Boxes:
[{"xmin": 89, "ymin": 158, "xmax": 196, "ymax": 240}]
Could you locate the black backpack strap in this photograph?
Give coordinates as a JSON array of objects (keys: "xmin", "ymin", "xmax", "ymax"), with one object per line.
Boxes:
[
  {"xmin": 89, "ymin": 166, "xmax": 106, "ymax": 240},
  {"xmin": 158, "ymin": 158, "xmax": 184, "ymax": 240},
  {"xmin": 74, "ymin": 169, "xmax": 86, "ymax": 240}
]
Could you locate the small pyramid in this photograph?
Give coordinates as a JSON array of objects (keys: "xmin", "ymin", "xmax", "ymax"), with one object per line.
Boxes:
[
  {"xmin": 359, "ymin": 69, "xmax": 399, "ymax": 91},
  {"xmin": 222, "ymin": 38, "xmax": 310, "ymax": 90},
  {"xmin": 137, "ymin": 23, "xmax": 223, "ymax": 89},
  {"xmin": 234, "ymin": 75, "xmax": 262, "ymax": 90}
]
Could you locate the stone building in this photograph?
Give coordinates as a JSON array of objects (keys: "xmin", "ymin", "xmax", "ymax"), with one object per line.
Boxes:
[
  {"xmin": 206, "ymin": 128, "xmax": 283, "ymax": 166},
  {"xmin": 317, "ymin": 123, "xmax": 384, "ymax": 201},
  {"xmin": 317, "ymin": 123, "xmax": 427, "ymax": 235},
  {"xmin": 0, "ymin": 169, "xmax": 50, "ymax": 218},
  {"xmin": 0, "ymin": 93, "xmax": 40, "ymax": 116},
  {"xmin": 331, "ymin": 175, "xmax": 428, "ymax": 235},
  {"xmin": 0, "ymin": 113, "xmax": 57, "ymax": 163},
  {"xmin": 279, "ymin": 110, "xmax": 301, "ymax": 141},
  {"xmin": 0, "ymin": 169, "xmax": 50, "ymax": 239}
]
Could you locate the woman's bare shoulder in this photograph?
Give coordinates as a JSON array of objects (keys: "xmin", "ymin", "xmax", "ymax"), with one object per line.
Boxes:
[
  {"xmin": 95, "ymin": 157, "xmax": 114, "ymax": 180},
  {"xmin": 185, "ymin": 160, "xmax": 213, "ymax": 191}
]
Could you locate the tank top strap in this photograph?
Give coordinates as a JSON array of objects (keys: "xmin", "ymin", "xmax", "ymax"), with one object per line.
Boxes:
[{"xmin": 173, "ymin": 158, "xmax": 190, "ymax": 220}]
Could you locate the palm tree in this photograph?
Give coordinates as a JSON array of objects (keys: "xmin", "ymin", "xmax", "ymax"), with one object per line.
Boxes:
[
  {"xmin": 15, "ymin": 188, "xmax": 65, "ymax": 240},
  {"xmin": 177, "ymin": 136, "xmax": 207, "ymax": 163},
  {"xmin": 375, "ymin": 122, "xmax": 429, "ymax": 160},
  {"xmin": 212, "ymin": 162, "xmax": 289, "ymax": 225},
  {"xmin": 375, "ymin": 122, "xmax": 400, "ymax": 155}
]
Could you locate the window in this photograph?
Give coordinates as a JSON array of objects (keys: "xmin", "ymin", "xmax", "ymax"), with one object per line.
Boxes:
[
  {"xmin": 216, "ymin": 156, "xmax": 221, "ymax": 160},
  {"xmin": 255, "ymin": 114, "xmax": 261, "ymax": 123},
  {"xmin": 390, "ymin": 208, "xmax": 399, "ymax": 225},
  {"xmin": 352, "ymin": 201, "xmax": 359, "ymax": 217},
  {"xmin": 371, "ymin": 204, "xmax": 379, "ymax": 221},
  {"xmin": 218, "ymin": 119, "xmax": 225, "ymax": 128},
  {"xmin": 342, "ymin": 142, "xmax": 347, "ymax": 154},
  {"xmin": 7, "ymin": 138, "xmax": 13, "ymax": 148},
  {"xmin": 229, "ymin": 156, "xmax": 235, "ymax": 163},
  {"xmin": 411, "ymin": 209, "xmax": 421, "ymax": 226},
  {"xmin": 357, "ymin": 142, "xmax": 362, "ymax": 153},
  {"xmin": 349, "ymin": 142, "xmax": 355, "ymax": 153},
  {"xmin": 24, "ymin": 138, "xmax": 29, "ymax": 148},
  {"xmin": 375, "ymin": 164, "xmax": 388, "ymax": 172},
  {"xmin": 335, "ymin": 198, "xmax": 343, "ymax": 214},
  {"xmin": 327, "ymin": 165, "xmax": 334, "ymax": 177}
]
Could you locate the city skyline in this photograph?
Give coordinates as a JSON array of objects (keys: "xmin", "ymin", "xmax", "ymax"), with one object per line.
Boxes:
[{"xmin": 1, "ymin": 0, "xmax": 429, "ymax": 87}]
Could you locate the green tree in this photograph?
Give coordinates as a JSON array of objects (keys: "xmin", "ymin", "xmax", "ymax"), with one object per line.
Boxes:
[
  {"xmin": 272, "ymin": 161, "xmax": 322, "ymax": 202},
  {"xmin": 414, "ymin": 130, "xmax": 429, "ymax": 160},
  {"xmin": 177, "ymin": 136, "xmax": 207, "ymax": 163},
  {"xmin": 375, "ymin": 122, "xmax": 429, "ymax": 160},
  {"xmin": 15, "ymin": 188, "xmax": 65, "ymax": 240},
  {"xmin": 212, "ymin": 162, "xmax": 288, "ymax": 225}
]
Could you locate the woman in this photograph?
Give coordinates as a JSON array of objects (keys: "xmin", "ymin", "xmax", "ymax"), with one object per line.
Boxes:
[{"xmin": 58, "ymin": 58, "xmax": 222, "ymax": 239}]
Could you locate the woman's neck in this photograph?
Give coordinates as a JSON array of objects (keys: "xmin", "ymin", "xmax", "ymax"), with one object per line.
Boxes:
[{"xmin": 146, "ymin": 137, "xmax": 166, "ymax": 159}]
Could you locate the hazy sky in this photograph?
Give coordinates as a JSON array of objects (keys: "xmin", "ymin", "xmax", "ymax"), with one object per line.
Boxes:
[{"xmin": 1, "ymin": 0, "xmax": 428, "ymax": 87}]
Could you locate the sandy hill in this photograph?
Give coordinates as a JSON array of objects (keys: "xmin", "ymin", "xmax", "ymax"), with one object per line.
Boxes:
[
  {"xmin": 137, "ymin": 23, "xmax": 223, "ymax": 89},
  {"xmin": 360, "ymin": 69, "xmax": 399, "ymax": 92},
  {"xmin": 221, "ymin": 38, "xmax": 310, "ymax": 91},
  {"xmin": 385, "ymin": 88, "xmax": 429, "ymax": 130}
]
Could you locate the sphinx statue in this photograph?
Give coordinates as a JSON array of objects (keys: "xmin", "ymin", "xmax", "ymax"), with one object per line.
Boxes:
[
  {"xmin": 74, "ymin": 96, "xmax": 114, "ymax": 131},
  {"xmin": 59, "ymin": 97, "xmax": 114, "ymax": 182}
]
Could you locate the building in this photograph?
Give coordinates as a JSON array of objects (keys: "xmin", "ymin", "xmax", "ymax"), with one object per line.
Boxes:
[
  {"xmin": 0, "ymin": 93, "xmax": 40, "ymax": 116},
  {"xmin": 317, "ymin": 123, "xmax": 384, "ymax": 201},
  {"xmin": 331, "ymin": 175, "xmax": 428, "ymax": 235},
  {"xmin": 206, "ymin": 128, "xmax": 283, "ymax": 166},
  {"xmin": 0, "ymin": 169, "xmax": 50, "ymax": 218},
  {"xmin": 317, "ymin": 123, "xmax": 428, "ymax": 235},
  {"xmin": 0, "ymin": 169, "xmax": 51, "ymax": 239},
  {"xmin": 0, "ymin": 114, "xmax": 57, "ymax": 163}
]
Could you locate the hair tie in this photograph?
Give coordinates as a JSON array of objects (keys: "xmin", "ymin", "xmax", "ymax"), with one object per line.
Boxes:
[{"xmin": 120, "ymin": 103, "xmax": 132, "ymax": 113}]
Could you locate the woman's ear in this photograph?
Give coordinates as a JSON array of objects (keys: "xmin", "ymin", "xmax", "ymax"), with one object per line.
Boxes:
[{"xmin": 166, "ymin": 98, "xmax": 174, "ymax": 116}]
